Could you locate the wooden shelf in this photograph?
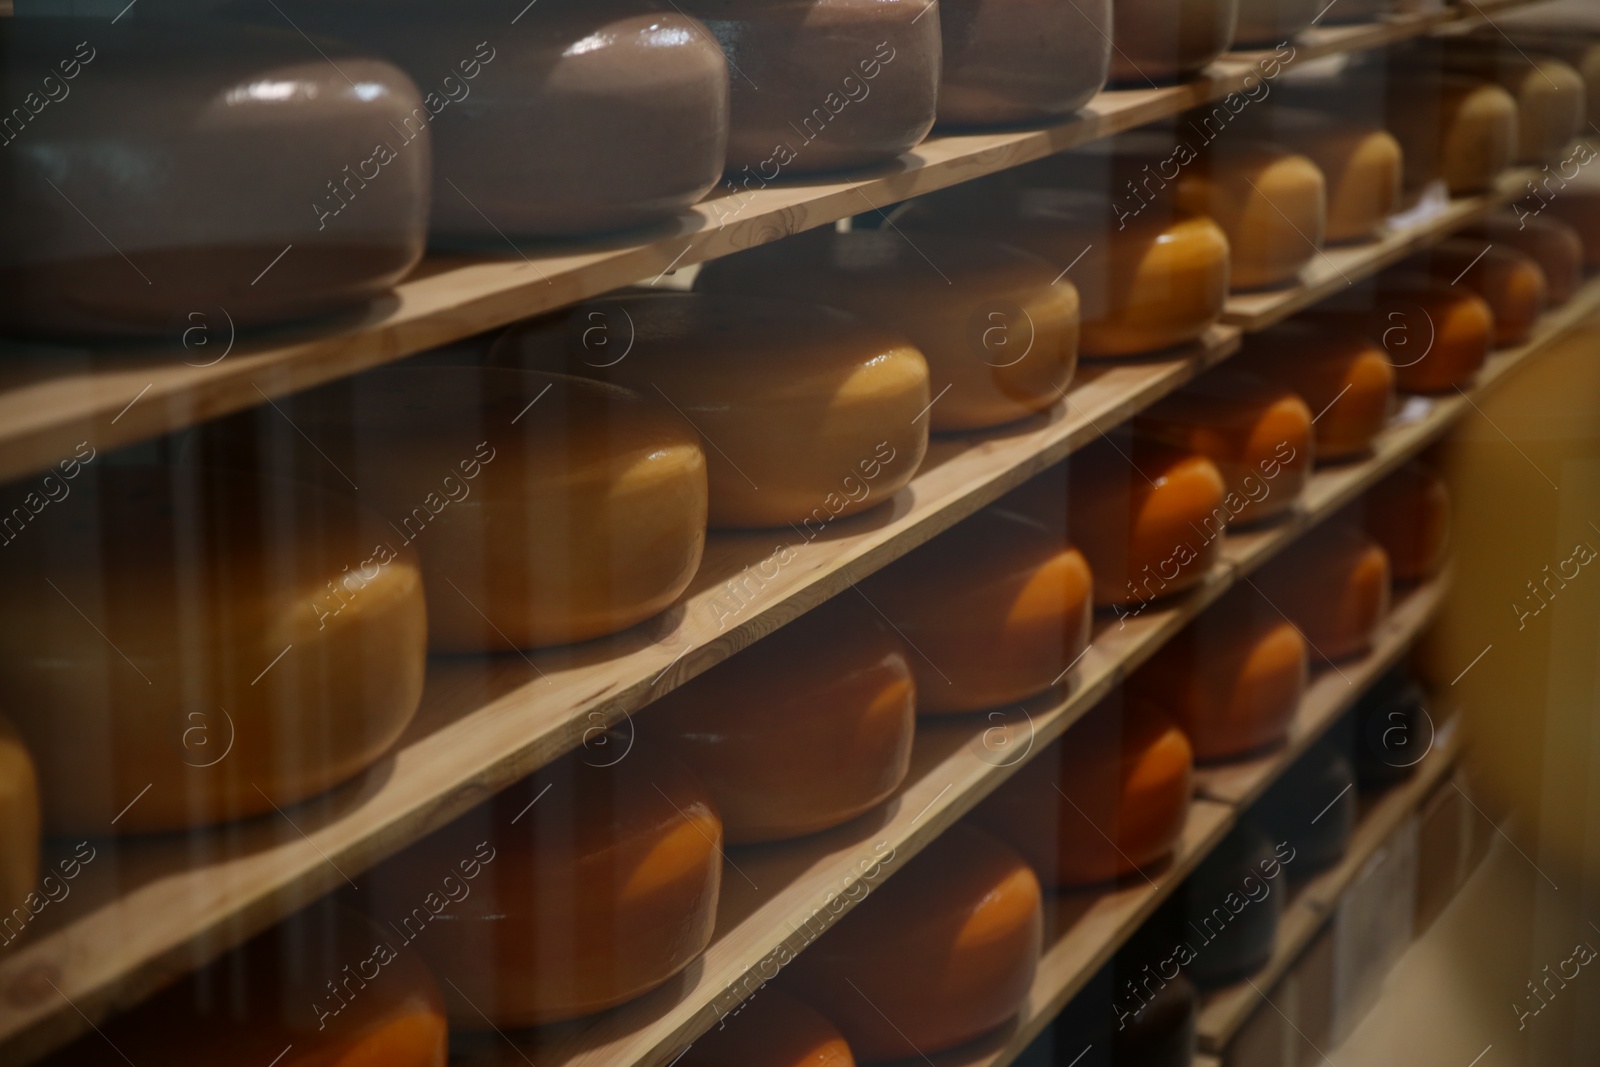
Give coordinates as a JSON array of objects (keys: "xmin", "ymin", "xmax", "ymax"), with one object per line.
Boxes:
[{"xmin": 0, "ymin": 2, "xmax": 1539, "ymax": 488}]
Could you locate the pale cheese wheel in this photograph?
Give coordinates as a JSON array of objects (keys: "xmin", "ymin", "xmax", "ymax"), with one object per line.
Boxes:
[
  {"xmin": 1109, "ymin": 0, "xmax": 1241, "ymax": 84},
  {"xmin": 782, "ymin": 822, "xmax": 1042, "ymax": 1059},
  {"xmin": 361, "ymin": 746, "xmax": 722, "ymax": 1028},
  {"xmin": 1233, "ymin": 322, "xmax": 1396, "ymax": 461},
  {"xmin": 1432, "ymin": 42, "xmax": 1587, "ymax": 163},
  {"xmin": 1254, "ymin": 521, "xmax": 1390, "ymax": 662},
  {"xmin": 936, "ymin": 0, "xmax": 1112, "ymax": 126},
  {"xmin": 1302, "ymin": 276, "xmax": 1494, "ymax": 394},
  {"xmin": 1171, "ymin": 141, "xmax": 1327, "ymax": 290},
  {"xmin": 1357, "ymin": 460, "xmax": 1451, "ymax": 583},
  {"xmin": 1406, "ymin": 238, "xmax": 1547, "ymax": 347},
  {"xmin": 0, "ymin": 465, "xmax": 427, "ymax": 835},
  {"xmin": 696, "ymin": 230, "xmax": 1081, "ymax": 430},
  {"xmin": 0, "ymin": 713, "xmax": 39, "ymax": 918},
  {"xmin": 680, "ymin": 989, "xmax": 856, "ymax": 1067},
  {"xmin": 1460, "ymin": 213, "xmax": 1584, "ymax": 306},
  {"xmin": 491, "ymin": 293, "xmax": 930, "ymax": 529},
  {"xmin": 1491, "ymin": 31, "xmax": 1600, "ymax": 123},
  {"xmin": 1245, "ymin": 107, "xmax": 1403, "ymax": 242}
]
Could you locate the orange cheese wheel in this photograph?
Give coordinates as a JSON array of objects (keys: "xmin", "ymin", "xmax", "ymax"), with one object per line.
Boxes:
[
  {"xmin": 860, "ymin": 506, "xmax": 1094, "ymax": 713},
  {"xmin": 1302, "ymin": 277, "xmax": 1494, "ymax": 394},
  {"xmin": 1357, "ymin": 460, "xmax": 1451, "ymax": 583},
  {"xmin": 1136, "ymin": 371, "xmax": 1315, "ymax": 525},
  {"xmin": 1233, "ymin": 322, "xmax": 1397, "ymax": 461},
  {"xmin": 696, "ymin": 230, "xmax": 1080, "ymax": 431},
  {"xmin": 1433, "ymin": 43, "xmax": 1587, "ymax": 163},
  {"xmin": 644, "ymin": 596, "xmax": 915, "ymax": 844},
  {"xmin": 1172, "ymin": 142, "xmax": 1327, "ymax": 290},
  {"xmin": 1255, "ymin": 522, "xmax": 1391, "ymax": 662},
  {"xmin": 1541, "ymin": 187, "xmax": 1600, "ymax": 269},
  {"xmin": 362, "ymin": 746, "xmax": 722, "ymax": 1029},
  {"xmin": 1246, "ymin": 107, "xmax": 1403, "ymax": 243},
  {"xmin": 1460, "ymin": 213, "xmax": 1584, "ymax": 306},
  {"xmin": 0, "ymin": 713, "xmax": 39, "ymax": 917},
  {"xmin": 42, "ymin": 906, "xmax": 448, "ymax": 1067},
  {"xmin": 680, "ymin": 989, "xmax": 856, "ymax": 1067},
  {"xmin": 1108, "ymin": 0, "xmax": 1239, "ymax": 83},
  {"xmin": 971, "ymin": 695, "xmax": 1194, "ymax": 885},
  {"xmin": 1128, "ymin": 583, "xmax": 1309, "ymax": 761},
  {"xmin": 783, "ymin": 822, "xmax": 1042, "ymax": 1059},
  {"xmin": 285, "ymin": 366, "xmax": 708, "ymax": 652},
  {"xmin": 1407, "ymin": 238, "xmax": 1547, "ymax": 347},
  {"xmin": 0, "ymin": 465, "xmax": 426, "ymax": 835},
  {"xmin": 491, "ymin": 293, "xmax": 930, "ymax": 529}
]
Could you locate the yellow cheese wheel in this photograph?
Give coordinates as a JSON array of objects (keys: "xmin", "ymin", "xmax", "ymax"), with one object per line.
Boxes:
[
  {"xmin": 1434, "ymin": 43, "xmax": 1587, "ymax": 163},
  {"xmin": 1303, "ymin": 277, "xmax": 1494, "ymax": 394},
  {"xmin": 1234, "ymin": 322, "xmax": 1397, "ymax": 461},
  {"xmin": 1172, "ymin": 142, "xmax": 1327, "ymax": 290},
  {"xmin": 42, "ymin": 906, "xmax": 448, "ymax": 1067},
  {"xmin": 1255, "ymin": 521, "xmax": 1391, "ymax": 661},
  {"xmin": 362, "ymin": 746, "xmax": 722, "ymax": 1029},
  {"xmin": 782, "ymin": 822, "xmax": 1042, "ymax": 1059},
  {"xmin": 1460, "ymin": 213, "xmax": 1584, "ymax": 306},
  {"xmin": 681, "ymin": 989, "xmax": 856, "ymax": 1067},
  {"xmin": 0, "ymin": 713, "xmax": 39, "ymax": 918},
  {"xmin": 644, "ymin": 596, "xmax": 915, "ymax": 844},
  {"xmin": 1129, "ymin": 582, "xmax": 1309, "ymax": 760},
  {"xmin": 1541, "ymin": 187, "xmax": 1600, "ymax": 269},
  {"xmin": 1109, "ymin": 0, "xmax": 1240, "ymax": 83},
  {"xmin": 860, "ymin": 505, "xmax": 1094, "ymax": 713},
  {"xmin": 1136, "ymin": 370, "xmax": 1315, "ymax": 525},
  {"xmin": 285, "ymin": 366, "xmax": 708, "ymax": 653},
  {"xmin": 1389, "ymin": 73, "xmax": 1521, "ymax": 193},
  {"xmin": 970, "ymin": 695, "xmax": 1194, "ymax": 885},
  {"xmin": 491, "ymin": 293, "xmax": 930, "ymax": 529},
  {"xmin": 695, "ymin": 230, "xmax": 1080, "ymax": 431},
  {"xmin": 0, "ymin": 465, "xmax": 426, "ymax": 835},
  {"xmin": 1406, "ymin": 238, "xmax": 1548, "ymax": 347},
  {"xmin": 1247, "ymin": 107, "xmax": 1403, "ymax": 242},
  {"xmin": 1356, "ymin": 460, "xmax": 1451, "ymax": 583}
]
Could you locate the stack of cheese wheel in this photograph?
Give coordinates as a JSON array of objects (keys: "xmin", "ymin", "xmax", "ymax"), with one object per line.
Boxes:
[
  {"xmin": 0, "ymin": 464, "xmax": 427, "ymax": 835},
  {"xmin": 1301, "ymin": 276, "xmax": 1494, "ymax": 393},
  {"xmin": 1254, "ymin": 520, "xmax": 1391, "ymax": 662},
  {"xmin": 1353, "ymin": 460, "xmax": 1452, "ymax": 584},
  {"xmin": 643, "ymin": 595, "xmax": 916, "ymax": 844},
  {"xmin": 685, "ymin": 0, "xmax": 938, "ymax": 174},
  {"xmin": 1460, "ymin": 213, "xmax": 1585, "ymax": 307},
  {"xmin": 361, "ymin": 746, "xmax": 722, "ymax": 1028},
  {"xmin": 696, "ymin": 229, "xmax": 1081, "ymax": 430},
  {"xmin": 1351, "ymin": 668, "xmax": 1432, "ymax": 787},
  {"xmin": 859, "ymin": 503, "xmax": 1094, "ymax": 713},
  {"xmin": 1107, "ymin": 0, "xmax": 1240, "ymax": 84},
  {"xmin": 277, "ymin": 365, "xmax": 708, "ymax": 653},
  {"xmin": 1180, "ymin": 822, "xmax": 1286, "ymax": 988},
  {"xmin": 1231, "ymin": 321, "xmax": 1397, "ymax": 462},
  {"xmin": 971, "ymin": 693, "xmax": 1195, "ymax": 885},
  {"xmin": 42, "ymin": 906, "xmax": 448, "ymax": 1067},
  {"xmin": 1428, "ymin": 40, "xmax": 1587, "ymax": 164},
  {"xmin": 1399, "ymin": 239, "xmax": 1548, "ymax": 347},
  {"xmin": 935, "ymin": 0, "xmax": 1111, "ymax": 126},
  {"xmin": 680, "ymin": 989, "xmax": 856, "ymax": 1067},
  {"xmin": 782, "ymin": 822, "xmax": 1043, "ymax": 1059},
  {"xmin": 491, "ymin": 292, "xmax": 930, "ymax": 529},
  {"xmin": 1136, "ymin": 369, "xmax": 1316, "ymax": 526},
  {"xmin": 1129, "ymin": 582, "xmax": 1310, "ymax": 762},
  {"xmin": 1240, "ymin": 106, "xmax": 1404, "ymax": 243},
  {"xmin": 1254, "ymin": 741, "xmax": 1358, "ymax": 876},
  {"xmin": 0, "ymin": 713, "xmax": 39, "ymax": 919}
]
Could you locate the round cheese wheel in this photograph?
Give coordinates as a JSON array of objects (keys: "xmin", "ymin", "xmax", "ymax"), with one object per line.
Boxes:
[
  {"xmin": 782, "ymin": 822, "xmax": 1042, "ymax": 1059},
  {"xmin": 0, "ymin": 713, "xmax": 39, "ymax": 918},
  {"xmin": 1136, "ymin": 371, "xmax": 1315, "ymax": 526},
  {"xmin": 1351, "ymin": 668, "xmax": 1430, "ymax": 787},
  {"xmin": 859, "ymin": 505, "xmax": 1094, "ymax": 713},
  {"xmin": 696, "ymin": 230, "xmax": 1080, "ymax": 431},
  {"xmin": 1391, "ymin": 73, "xmax": 1520, "ymax": 194},
  {"xmin": 1129, "ymin": 582, "xmax": 1309, "ymax": 762},
  {"xmin": 1357, "ymin": 460, "xmax": 1451, "ymax": 583},
  {"xmin": 284, "ymin": 366, "xmax": 708, "ymax": 653},
  {"xmin": 1113, "ymin": 969, "xmax": 1197, "ymax": 1067},
  {"xmin": 1181, "ymin": 822, "xmax": 1284, "ymax": 987},
  {"xmin": 491, "ymin": 293, "xmax": 930, "ymax": 529},
  {"xmin": 0, "ymin": 465, "xmax": 427, "ymax": 835},
  {"xmin": 971, "ymin": 695, "xmax": 1194, "ymax": 886},
  {"xmin": 1108, "ymin": 0, "xmax": 1240, "ymax": 84},
  {"xmin": 1248, "ymin": 108, "xmax": 1403, "ymax": 243},
  {"xmin": 1254, "ymin": 521, "xmax": 1391, "ymax": 662},
  {"xmin": 1541, "ymin": 187, "xmax": 1600, "ymax": 269},
  {"xmin": 680, "ymin": 989, "xmax": 856, "ymax": 1067},
  {"xmin": 1234, "ymin": 0, "xmax": 1317, "ymax": 47},
  {"xmin": 1234, "ymin": 322, "xmax": 1396, "ymax": 461},
  {"xmin": 644, "ymin": 596, "xmax": 915, "ymax": 844},
  {"xmin": 1495, "ymin": 32, "xmax": 1600, "ymax": 122},
  {"xmin": 1256, "ymin": 743, "xmax": 1357, "ymax": 876},
  {"xmin": 41, "ymin": 906, "xmax": 448, "ymax": 1067},
  {"xmin": 1433, "ymin": 43, "xmax": 1586, "ymax": 163},
  {"xmin": 936, "ymin": 0, "xmax": 1111, "ymax": 126},
  {"xmin": 1303, "ymin": 277, "xmax": 1494, "ymax": 394},
  {"xmin": 1460, "ymin": 213, "xmax": 1584, "ymax": 306},
  {"xmin": 687, "ymin": 0, "xmax": 938, "ymax": 174},
  {"xmin": 1408, "ymin": 238, "xmax": 1547, "ymax": 346},
  {"xmin": 1172, "ymin": 141, "xmax": 1327, "ymax": 290},
  {"xmin": 362, "ymin": 746, "xmax": 722, "ymax": 1029}
]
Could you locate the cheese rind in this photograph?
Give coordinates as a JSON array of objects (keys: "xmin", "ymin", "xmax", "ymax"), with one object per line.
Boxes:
[
  {"xmin": 1234, "ymin": 323, "xmax": 1396, "ymax": 461},
  {"xmin": 680, "ymin": 989, "xmax": 856, "ymax": 1067},
  {"xmin": 936, "ymin": 0, "xmax": 1111, "ymax": 126},
  {"xmin": 1461, "ymin": 214, "xmax": 1584, "ymax": 306},
  {"xmin": 1173, "ymin": 143, "xmax": 1327, "ymax": 290},
  {"xmin": 1303, "ymin": 277, "xmax": 1494, "ymax": 394},
  {"xmin": 1433, "ymin": 44, "xmax": 1587, "ymax": 163},
  {"xmin": 1359, "ymin": 461, "xmax": 1451, "ymax": 583},
  {"xmin": 1409, "ymin": 238, "xmax": 1547, "ymax": 346},
  {"xmin": 1108, "ymin": 0, "xmax": 1240, "ymax": 83},
  {"xmin": 1255, "ymin": 522, "xmax": 1391, "ymax": 661},
  {"xmin": 0, "ymin": 713, "xmax": 39, "ymax": 921},
  {"xmin": 1248, "ymin": 109, "xmax": 1402, "ymax": 242}
]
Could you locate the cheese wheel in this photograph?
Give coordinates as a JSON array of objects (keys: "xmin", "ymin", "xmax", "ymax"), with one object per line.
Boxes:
[
  {"xmin": 1432, "ymin": 43, "xmax": 1587, "ymax": 163},
  {"xmin": 644, "ymin": 596, "xmax": 915, "ymax": 844},
  {"xmin": 1406, "ymin": 238, "xmax": 1547, "ymax": 347},
  {"xmin": 1255, "ymin": 743, "xmax": 1357, "ymax": 875},
  {"xmin": 936, "ymin": 0, "xmax": 1111, "ymax": 126},
  {"xmin": 1136, "ymin": 371, "xmax": 1315, "ymax": 525},
  {"xmin": 0, "ymin": 465, "xmax": 426, "ymax": 835},
  {"xmin": 1460, "ymin": 213, "xmax": 1584, "ymax": 306},
  {"xmin": 971, "ymin": 695, "xmax": 1195, "ymax": 885},
  {"xmin": 1254, "ymin": 521, "xmax": 1390, "ymax": 661},
  {"xmin": 687, "ymin": 0, "xmax": 938, "ymax": 174},
  {"xmin": 1171, "ymin": 142, "xmax": 1327, "ymax": 290},
  {"xmin": 1388, "ymin": 73, "xmax": 1521, "ymax": 193},
  {"xmin": 362, "ymin": 746, "xmax": 722, "ymax": 1028},
  {"xmin": 1233, "ymin": 322, "xmax": 1396, "ymax": 461},
  {"xmin": 41, "ymin": 906, "xmax": 448, "ymax": 1067},
  {"xmin": 1233, "ymin": 0, "xmax": 1317, "ymax": 47},
  {"xmin": 1302, "ymin": 277, "xmax": 1494, "ymax": 393},
  {"xmin": 0, "ymin": 713, "xmax": 39, "ymax": 919},
  {"xmin": 782, "ymin": 823, "xmax": 1042, "ymax": 1059},
  {"xmin": 1351, "ymin": 668, "xmax": 1430, "ymax": 787},
  {"xmin": 1357, "ymin": 460, "xmax": 1451, "ymax": 583},
  {"xmin": 1316, "ymin": 0, "xmax": 1389, "ymax": 22},
  {"xmin": 1181, "ymin": 823, "xmax": 1285, "ymax": 987},
  {"xmin": 1244, "ymin": 107, "xmax": 1403, "ymax": 243},
  {"xmin": 1108, "ymin": 0, "xmax": 1240, "ymax": 84},
  {"xmin": 1541, "ymin": 187, "xmax": 1600, "ymax": 269},
  {"xmin": 697, "ymin": 230, "xmax": 1080, "ymax": 431},
  {"xmin": 1129, "ymin": 583, "xmax": 1309, "ymax": 762},
  {"xmin": 680, "ymin": 989, "xmax": 856, "ymax": 1067},
  {"xmin": 1493, "ymin": 31, "xmax": 1600, "ymax": 122},
  {"xmin": 283, "ymin": 366, "xmax": 707, "ymax": 652},
  {"xmin": 491, "ymin": 293, "xmax": 930, "ymax": 529},
  {"xmin": 1113, "ymin": 970, "xmax": 1198, "ymax": 1067},
  {"xmin": 859, "ymin": 505, "xmax": 1094, "ymax": 713}
]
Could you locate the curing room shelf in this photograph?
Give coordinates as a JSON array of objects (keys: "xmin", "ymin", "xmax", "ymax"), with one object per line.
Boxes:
[{"xmin": 0, "ymin": 2, "xmax": 1538, "ymax": 487}]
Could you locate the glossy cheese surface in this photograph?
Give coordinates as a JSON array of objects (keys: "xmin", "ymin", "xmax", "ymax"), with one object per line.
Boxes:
[
  {"xmin": 861, "ymin": 506, "xmax": 1094, "ymax": 712},
  {"xmin": 1409, "ymin": 238, "xmax": 1547, "ymax": 346},
  {"xmin": 0, "ymin": 714, "xmax": 39, "ymax": 918},
  {"xmin": 362, "ymin": 747, "xmax": 722, "ymax": 1028},
  {"xmin": 937, "ymin": 0, "xmax": 1111, "ymax": 126},
  {"xmin": 644, "ymin": 596, "xmax": 915, "ymax": 843},
  {"xmin": 972, "ymin": 696, "xmax": 1194, "ymax": 885},
  {"xmin": 1461, "ymin": 213, "xmax": 1585, "ymax": 306},
  {"xmin": 1235, "ymin": 322, "xmax": 1396, "ymax": 461},
  {"xmin": 1255, "ymin": 521, "xmax": 1391, "ymax": 661},
  {"xmin": 1173, "ymin": 143, "xmax": 1327, "ymax": 290},
  {"xmin": 1108, "ymin": 0, "xmax": 1240, "ymax": 83},
  {"xmin": 783, "ymin": 822, "xmax": 1042, "ymax": 1059},
  {"xmin": 1359, "ymin": 460, "xmax": 1451, "ymax": 583},
  {"xmin": 1252, "ymin": 108, "xmax": 1403, "ymax": 242},
  {"xmin": 681, "ymin": 989, "xmax": 856, "ymax": 1067},
  {"xmin": 697, "ymin": 230, "xmax": 1080, "ymax": 430},
  {"xmin": 1304, "ymin": 277, "xmax": 1493, "ymax": 394},
  {"xmin": 492, "ymin": 293, "xmax": 930, "ymax": 528},
  {"xmin": 0, "ymin": 465, "xmax": 426, "ymax": 835}
]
